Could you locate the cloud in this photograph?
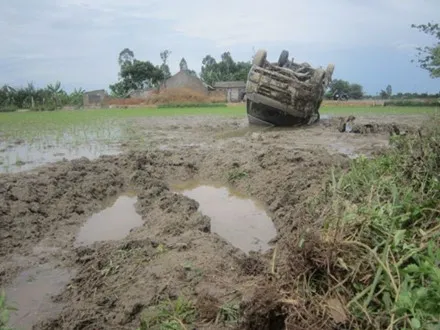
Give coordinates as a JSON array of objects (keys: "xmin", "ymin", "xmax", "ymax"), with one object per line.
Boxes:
[
  {"xmin": 1, "ymin": 0, "xmax": 439, "ymax": 93},
  {"xmin": 55, "ymin": 0, "xmax": 440, "ymax": 48}
]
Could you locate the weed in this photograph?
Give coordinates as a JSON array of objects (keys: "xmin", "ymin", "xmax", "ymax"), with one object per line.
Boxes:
[
  {"xmin": 156, "ymin": 243, "xmax": 168, "ymax": 254},
  {"xmin": 0, "ymin": 291, "xmax": 15, "ymax": 330},
  {"xmin": 139, "ymin": 296, "xmax": 197, "ymax": 330},
  {"xmin": 227, "ymin": 169, "xmax": 248, "ymax": 183},
  {"xmin": 288, "ymin": 119, "xmax": 440, "ymax": 329},
  {"xmin": 215, "ymin": 301, "xmax": 240, "ymax": 325}
]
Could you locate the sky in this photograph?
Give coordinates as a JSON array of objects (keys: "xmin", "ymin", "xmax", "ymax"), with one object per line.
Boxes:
[{"xmin": 1, "ymin": 0, "xmax": 440, "ymax": 95}]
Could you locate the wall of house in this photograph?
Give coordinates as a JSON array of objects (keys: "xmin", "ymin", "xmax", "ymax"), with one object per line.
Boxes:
[
  {"xmin": 129, "ymin": 89, "xmax": 156, "ymax": 99},
  {"xmin": 163, "ymin": 71, "xmax": 208, "ymax": 95},
  {"xmin": 215, "ymin": 87, "xmax": 246, "ymax": 102},
  {"xmin": 83, "ymin": 90, "xmax": 107, "ymax": 106}
]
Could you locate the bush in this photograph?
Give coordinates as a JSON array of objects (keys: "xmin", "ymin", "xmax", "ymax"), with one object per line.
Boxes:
[
  {"xmin": 32, "ymin": 104, "xmax": 58, "ymax": 111},
  {"xmin": 0, "ymin": 104, "xmax": 18, "ymax": 112},
  {"xmin": 384, "ymin": 99, "xmax": 440, "ymax": 107}
]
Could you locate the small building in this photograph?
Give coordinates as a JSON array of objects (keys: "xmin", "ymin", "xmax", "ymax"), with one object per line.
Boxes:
[
  {"xmin": 213, "ymin": 81, "xmax": 246, "ymax": 102},
  {"xmin": 83, "ymin": 89, "xmax": 107, "ymax": 107},
  {"xmin": 161, "ymin": 70, "xmax": 211, "ymax": 95}
]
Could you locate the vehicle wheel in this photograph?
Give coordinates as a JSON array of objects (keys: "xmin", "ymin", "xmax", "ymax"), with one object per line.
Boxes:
[
  {"xmin": 277, "ymin": 50, "xmax": 289, "ymax": 67},
  {"xmin": 326, "ymin": 64, "xmax": 335, "ymax": 77},
  {"xmin": 252, "ymin": 49, "xmax": 267, "ymax": 67}
]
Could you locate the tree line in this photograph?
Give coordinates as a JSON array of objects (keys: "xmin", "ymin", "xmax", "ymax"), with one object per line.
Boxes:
[
  {"xmin": 108, "ymin": 48, "xmax": 252, "ymax": 98},
  {"xmin": 0, "ymin": 82, "xmax": 85, "ymax": 112}
]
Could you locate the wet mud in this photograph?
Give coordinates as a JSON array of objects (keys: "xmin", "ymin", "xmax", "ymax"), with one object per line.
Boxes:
[
  {"xmin": 0, "ymin": 114, "xmax": 428, "ymax": 329},
  {"xmin": 173, "ymin": 182, "xmax": 277, "ymax": 253}
]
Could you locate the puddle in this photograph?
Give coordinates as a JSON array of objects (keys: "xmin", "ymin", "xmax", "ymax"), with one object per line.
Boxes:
[
  {"xmin": 75, "ymin": 194, "xmax": 143, "ymax": 246},
  {"xmin": 329, "ymin": 143, "xmax": 359, "ymax": 159},
  {"xmin": 5, "ymin": 263, "xmax": 74, "ymax": 329},
  {"xmin": 172, "ymin": 182, "xmax": 277, "ymax": 253}
]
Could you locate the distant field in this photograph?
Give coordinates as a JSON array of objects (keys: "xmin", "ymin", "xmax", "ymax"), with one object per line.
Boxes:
[
  {"xmin": 1, "ymin": 104, "xmax": 438, "ymax": 128},
  {"xmin": 0, "ymin": 104, "xmax": 437, "ymax": 173}
]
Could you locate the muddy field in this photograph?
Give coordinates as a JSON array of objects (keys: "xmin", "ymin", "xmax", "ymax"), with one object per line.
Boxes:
[{"xmin": 0, "ymin": 113, "xmax": 428, "ymax": 329}]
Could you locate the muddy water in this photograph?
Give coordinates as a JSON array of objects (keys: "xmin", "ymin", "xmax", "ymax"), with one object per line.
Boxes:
[
  {"xmin": 5, "ymin": 263, "xmax": 74, "ymax": 329},
  {"xmin": 0, "ymin": 125, "xmax": 123, "ymax": 174},
  {"xmin": 75, "ymin": 194, "xmax": 143, "ymax": 246},
  {"xmin": 173, "ymin": 182, "xmax": 277, "ymax": 253}
]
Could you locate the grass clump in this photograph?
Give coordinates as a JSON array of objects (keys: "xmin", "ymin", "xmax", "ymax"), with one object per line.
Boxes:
[
  {"xmin": 0, "ymin": 291, "xmax": 15, "ymax": 330},
  {"xmin": 139, "ymin": 296, "xmax": 197, "ymax": 330},
  {"xmin": 215, "ymin": 301, "xmax": 240, "ymax": 325},
  {"xmin": 227, "ymin": 169, "xmax": 248, "ymax": 183},
  {"xmin": 270, "ymin": 119, "xmax": 440, "ymax": 329}
]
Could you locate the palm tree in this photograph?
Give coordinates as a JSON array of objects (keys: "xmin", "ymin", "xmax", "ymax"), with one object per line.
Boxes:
[{"xmin": 46, "ymin": 81, "xmax": 64, "ymax": 108}]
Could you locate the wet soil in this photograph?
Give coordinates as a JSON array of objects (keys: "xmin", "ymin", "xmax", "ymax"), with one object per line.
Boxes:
[
  {"xmin": 172, "ymin": 182, "xmax": 277, "ymax": 253},
  {"xmin": 74, "ymin": 193, "xmax": 142, "ymax": 246},
  {"xmin": 0, "ymin": 114, "xmax": 428, "ymax": 329}
]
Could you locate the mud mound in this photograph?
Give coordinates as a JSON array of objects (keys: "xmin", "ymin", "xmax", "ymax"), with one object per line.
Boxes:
[
  {"xmin": 336, "ymin": 116, "xmax": 415, "ymax": 135},
  {"xmin": 34, "ymin": 177, "xmax": 248, "ymax": 330},
  {"xmin": 0, "ymin": 157, "xmax": 125, "ymax": 263}
]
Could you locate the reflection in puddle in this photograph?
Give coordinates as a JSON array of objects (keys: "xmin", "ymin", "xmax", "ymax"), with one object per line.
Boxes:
[
  {"xmin": 75, "ymin": 194, "xmax": 142, "ymax": 246},
  {"xmin": 173, "ymin": 182, "xmax": 277, "ymax": 253},
  {"xmin": 5, "ymin": 263, "xmax": 74, "ymax": 329}
]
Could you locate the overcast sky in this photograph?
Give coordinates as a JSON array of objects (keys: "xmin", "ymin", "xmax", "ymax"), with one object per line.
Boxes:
[{"xmin": 1, "ymin": 0, "xmax": 440, "ymax": 94}]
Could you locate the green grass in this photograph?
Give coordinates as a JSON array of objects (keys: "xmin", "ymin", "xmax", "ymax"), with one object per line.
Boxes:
[
  {"xmin": 295, "ymin": 119, "xmax": 440, "ymax": 329},
  {"xmin": 0, "ymin": 106, "xmax": 438, "ymax": 137},
  {"xmin": 320, "ymin": 105, "xmax": 440, "ymax": 115},
  {"xmin": 138, "ymin": 296, "xmax": 197, "ymax": 330},
  {"xmin": 0, "ymin": 291, "xmax": 15, "ymax": 330}
]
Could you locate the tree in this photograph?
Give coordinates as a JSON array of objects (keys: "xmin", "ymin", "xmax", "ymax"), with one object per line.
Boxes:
[
  {"xmin": 328, "ymin": 79, "xmax": 351, "ymax": 95},
  {"xmin": 380, "ymin": 89, "xmax": 389, "ymax": 99},
  {"xmin": 179, "ymin": 58, "xmax": 188, "ymax": 71},
  {"xmin": 110, "ymin": 48, "xmax": 164, "ymax": 97},
  {"xmin": 327, "ymin": 79, "xmax": 364, "ymax": 99},
  {"xmin": 46, "ymin": 81, "xmax": 63, "ymax": 108},
  {"xmin": 119, "ymin": 60, "xmax": 163, "ymax": 90},
  {"xmin": 386, "ymin": 84, "xmax": 392, "ymax": 97},
  {"xmin": 349, "ymin": 83, "xmax": 364, "ymax": 100},
  {"xmin": 118, "ymin": 48, "xmax": 135, "ymax": 68},
  {"xmin": 411, "ymin": 22, "xmax": 440, "ymax": 78},
  {"xmin": 200, "ymin": 52, "xmax": 252, "ymax": 85},
  {"xmin": 160, "ymin": 50, "xmax": 172, "ymax": 80}
]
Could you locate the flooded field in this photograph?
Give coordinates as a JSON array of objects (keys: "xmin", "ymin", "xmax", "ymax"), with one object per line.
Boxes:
[{"xmin": 0, "ymin": 107, "xmax": 436, "ymax": 329}]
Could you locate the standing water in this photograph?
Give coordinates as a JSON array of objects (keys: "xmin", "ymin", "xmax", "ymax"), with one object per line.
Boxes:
[
  {"xmin": 173, "ymin": 182, "xmax": 277, "ymax": 253},
  {"xmin": 75, "ymin": 194, "xmax": 143, "ymax": 246}
]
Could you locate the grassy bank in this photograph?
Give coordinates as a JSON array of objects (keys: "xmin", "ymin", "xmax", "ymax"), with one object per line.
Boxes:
[{"xmin": 270, "ymin": 118, "xmax": 440, "ymax": 329}]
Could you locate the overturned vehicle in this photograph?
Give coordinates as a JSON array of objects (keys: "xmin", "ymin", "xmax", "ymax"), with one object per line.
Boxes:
[{"xmin": 245, "ymin": 49, "xmax": 334, "ymax": 126}]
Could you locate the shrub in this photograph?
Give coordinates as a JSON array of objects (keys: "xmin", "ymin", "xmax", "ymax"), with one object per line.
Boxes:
[
  {"xmin": 384, "ymin": 99, "xmax": 440, "ymax": 107},
  {"xmin": 268, "ymin": 118, "xmax": 440, "ymax": 329},
  {"xmin": 0, "ymin": 105, "xmax": 18, "ymax": 112}
]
